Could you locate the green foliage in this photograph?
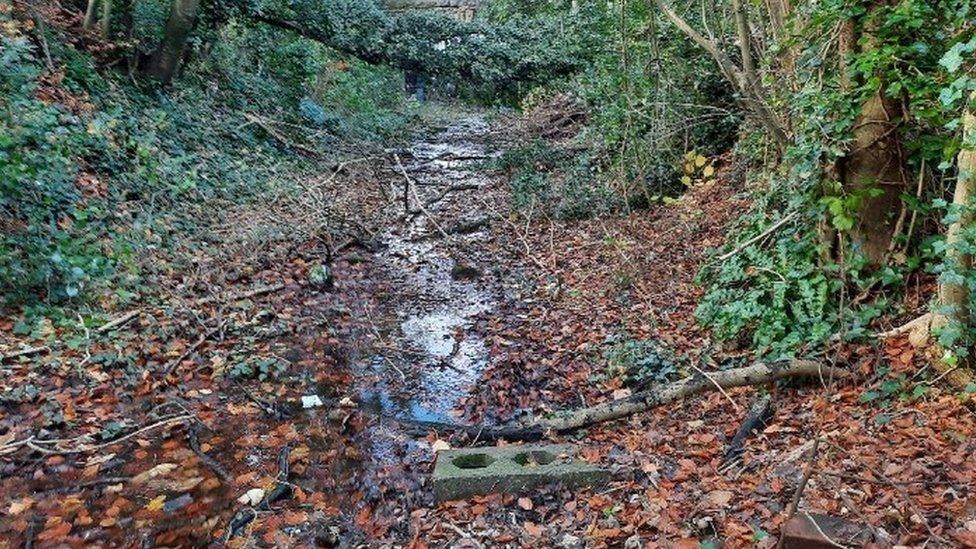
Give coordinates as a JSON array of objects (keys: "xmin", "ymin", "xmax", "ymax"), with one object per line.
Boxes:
[
  {"xmin": 697, "ymin": 0, "xmax": 976, "ymax": 358},
  {"xmin": 1, "ymin": 7, "xmax": 412, "ymax": 309},
  {"xmin": 696, "ymin": 209, "xmax": 837, "ymax": 357},
  {"xmin": 485, "ymin": 0, "xmax": 740, "ymax": 216},
  {"xmin": 1, "ymin": 32, "xmax": 113, "ymax": 304},
  {"xmin": 226, "ymin": 356, "xmax": 288, "ymax": 380},
  {"xmin": 497, "ymin": 139, "xmax": 620, "ymax": 218},
  {"xmin": 602, "ymin": 334, "xmax": 677, "ymax": 384}
]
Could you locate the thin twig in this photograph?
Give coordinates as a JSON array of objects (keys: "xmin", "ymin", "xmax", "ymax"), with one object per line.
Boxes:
[
  {"xmin": 713, "ymin": 211, "xmax": 797, "ymax": 263},
  {"xmin": 3, "ymin": 415, "xmax": 193, "ymax": 456}
]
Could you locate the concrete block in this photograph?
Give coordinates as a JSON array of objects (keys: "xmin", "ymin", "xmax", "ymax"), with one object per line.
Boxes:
[
  {"xmin": 781, "ymin": 513, "xmax": 875, "ymax": 548},
  {"xmin": 432, "ymin": 444, "xmax": 610, "ymax": 501}
]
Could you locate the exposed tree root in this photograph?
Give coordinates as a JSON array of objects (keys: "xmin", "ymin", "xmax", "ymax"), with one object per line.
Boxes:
[
  {"xmin": 428, "ymin": 360, "xmax": 846, "ymax": 442},
  {"xmin": 877, "ymin": 313, "xmax": 974, "ymax": 390}
]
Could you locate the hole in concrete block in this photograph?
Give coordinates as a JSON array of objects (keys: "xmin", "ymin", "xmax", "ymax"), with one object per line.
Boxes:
[
  {"xmin": 452, "ymin": 454, "xmax": 496, "ymax": 469},
  {"xmin": 512, "ymin": 450, "xmax": 557, "ymax": 466}
]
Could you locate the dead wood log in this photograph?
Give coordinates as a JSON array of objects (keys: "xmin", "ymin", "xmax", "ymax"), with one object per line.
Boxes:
[
  {"xmin": 96, "ymin": 310, "xmax": 141, "ymax": 333},
  {"xmin": 438, "ymin": 360, "xmax": 844, "ymax": 442}
]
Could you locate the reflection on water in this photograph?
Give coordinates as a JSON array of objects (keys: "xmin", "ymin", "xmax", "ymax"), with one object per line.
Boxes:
[{"xmin": 358, "ymin": 116, "xmax": 499, "ymax": 463}]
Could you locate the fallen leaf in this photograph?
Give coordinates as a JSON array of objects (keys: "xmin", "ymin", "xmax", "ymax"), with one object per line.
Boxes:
[
  {"xmin": 8, "ymin": 498, "xmax": 32, "ymax": 515},
  {"xmin": 238, "ymin": 488, "xmax": 265, "ymax": 506},
  {"xmin": 145, "ymin": 495, "xmax": 166, "ymax": 512},
  {"xmin": 431, "ymin": 439, "xmax": 451, "ymax": 452},
  {"xmin": 706, "ymin": 490, "xmax": 733, "ymax": 507},
  {"xmin": 132, "ymin": 463, "xmax": 178, "ymax": 485}
]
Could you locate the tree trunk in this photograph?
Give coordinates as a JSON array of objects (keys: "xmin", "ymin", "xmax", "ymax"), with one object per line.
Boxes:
[
  {"xmin": 82, "ymin": 0, "xmax": 98, "ymax": 30},
  {"xmin": 654, "ymin": 0, "xmax": 789, "ymax": 153},
  {"xmin": 839, "ymin": 6, "xmax": 908, "ymax": 264},
  {"xmin": 99, "ymin": 0, "xmax": 112, "ymax": 37},
  {"xmin": 933, "ymin": 92, "xmax": 976, "ymax": 356},
  {"xmin": 841, "ymin": 91, "xmax": 907, "ymax": 263},
  {"xmin": 731, "ymin": 0, "xmax": 756, "ymax": 90},
  {"xmin": 145, "ymin": 0, "xmax": 200, "ymax": 83}
]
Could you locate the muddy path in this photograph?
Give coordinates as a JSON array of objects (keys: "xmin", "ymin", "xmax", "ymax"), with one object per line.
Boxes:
[
  {"xmin": 350, "ymin": 115, "xmax": 504, "ymax": 465},
  {"xmin": 0, "ymin": 113, "xmax": 520, "ymax": 548}
]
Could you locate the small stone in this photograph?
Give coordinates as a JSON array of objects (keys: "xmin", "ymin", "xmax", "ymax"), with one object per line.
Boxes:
[
  {"xmin": 339, "ymin": 396, "xmax": 356, "ymax": 408},
  {"xmin": 301, "ymin": 395, "xmax": 324, "ymax": 409}
]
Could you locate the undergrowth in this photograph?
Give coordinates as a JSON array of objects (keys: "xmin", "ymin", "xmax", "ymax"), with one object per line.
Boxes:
[{"xmin": 1, "ymin": 10, "xmax": 413, "ymax": 310}]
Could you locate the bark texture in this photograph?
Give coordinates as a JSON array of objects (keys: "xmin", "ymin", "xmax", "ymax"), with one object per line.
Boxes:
[
  {"xmin": 839, "ymin": 5, "xmax": 908, "ymax": 264},
  {"xmin": 458, "ymin": 360, "xmax": 844, "ymax": 441},
  {"xmin": 842, "ymin": 92, "xmax": 908, "ymax": 263},
  {"xmin": 936, "ymin": 95, "xmax": 975, "ymax": 330},
  {"xmin": 145, "ymin": 0, "xmax": 200, "ymax": 83}
]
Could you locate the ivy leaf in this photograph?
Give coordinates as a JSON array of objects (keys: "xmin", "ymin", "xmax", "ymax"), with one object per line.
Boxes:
[{"xmin": 940, "ymin": 38, "xmax": 976, "ymax": 73}]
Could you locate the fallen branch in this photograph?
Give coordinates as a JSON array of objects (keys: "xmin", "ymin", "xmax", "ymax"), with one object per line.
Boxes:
[
  {"xmin": 1, "ymin": 346, "xmax": 50, "ymax": 363},
  {"xmin": 188, "ymin": 424, "xmax": 233, "ymax": 483},
  {"xmin": 2, "ymin": 415, "xmax": 193, "ymax": 456},
  {"xmin": 243, "ymin": 113, "xmax": 322, "ymax": 158},
  {"xmin": 394, "ymin": 153, "xmax": 452, "ymax": 241},
  {"xmin": 713, "ymin": 211, "xmax": 797, "ymax": 263},
  {"xmin": 162, "ymin": 321, "xmax": 225, "ymax": 377},
  {"xmin": 433, "ymin": 360, "xmax": 846, "ymax": 441},
  {"xmin": 721, "ymin": 393, "xmax": 774, "ymax": 466},
  {"xmin": 96, "ymin": 310, "xmax": 141, "ymax": 333},
  {"xmin": 874, "ymin": 313, "xmax": 931, "ymax": 340}
]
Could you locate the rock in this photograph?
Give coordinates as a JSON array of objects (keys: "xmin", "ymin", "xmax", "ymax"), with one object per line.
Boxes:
[
  {"xmin": 308, "ymin": 264, "xmax": 334, "ymax": 289},
  {"xmin": 301, "ymin": 395, "xmax": 324, "ymax": 408},
  {"xmin": 781, "ymin": 513, "xmax": 875, "ymax": 548},
  {"xmin": 432, "ymin": 444, "xmax": 610, "ymax": 501}
]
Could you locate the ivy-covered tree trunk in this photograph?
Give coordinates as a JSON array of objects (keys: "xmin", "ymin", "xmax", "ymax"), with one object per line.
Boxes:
[
  {"xmin": 838, "ymin": 8, "xmax": 908, "ymax": 264},
  {"xmin": 99, "ymin": 0, "xmax": 112, "ymax": 37},
  {"xmin": 935, "ymin": 92, "xmax": 975, "ymax": 345},
  {"xmin": 145, "ymin": 0, "xmax": 200, "ymax": 83},
  {"xmin": 842, "ymin": 93, "xmax": 907, "ymax": 263}
]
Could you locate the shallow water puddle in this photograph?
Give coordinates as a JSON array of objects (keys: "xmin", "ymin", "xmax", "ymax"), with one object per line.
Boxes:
[{"xmin": 358, "ymin": 116, "xmax": 500, "ymax": 461}]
